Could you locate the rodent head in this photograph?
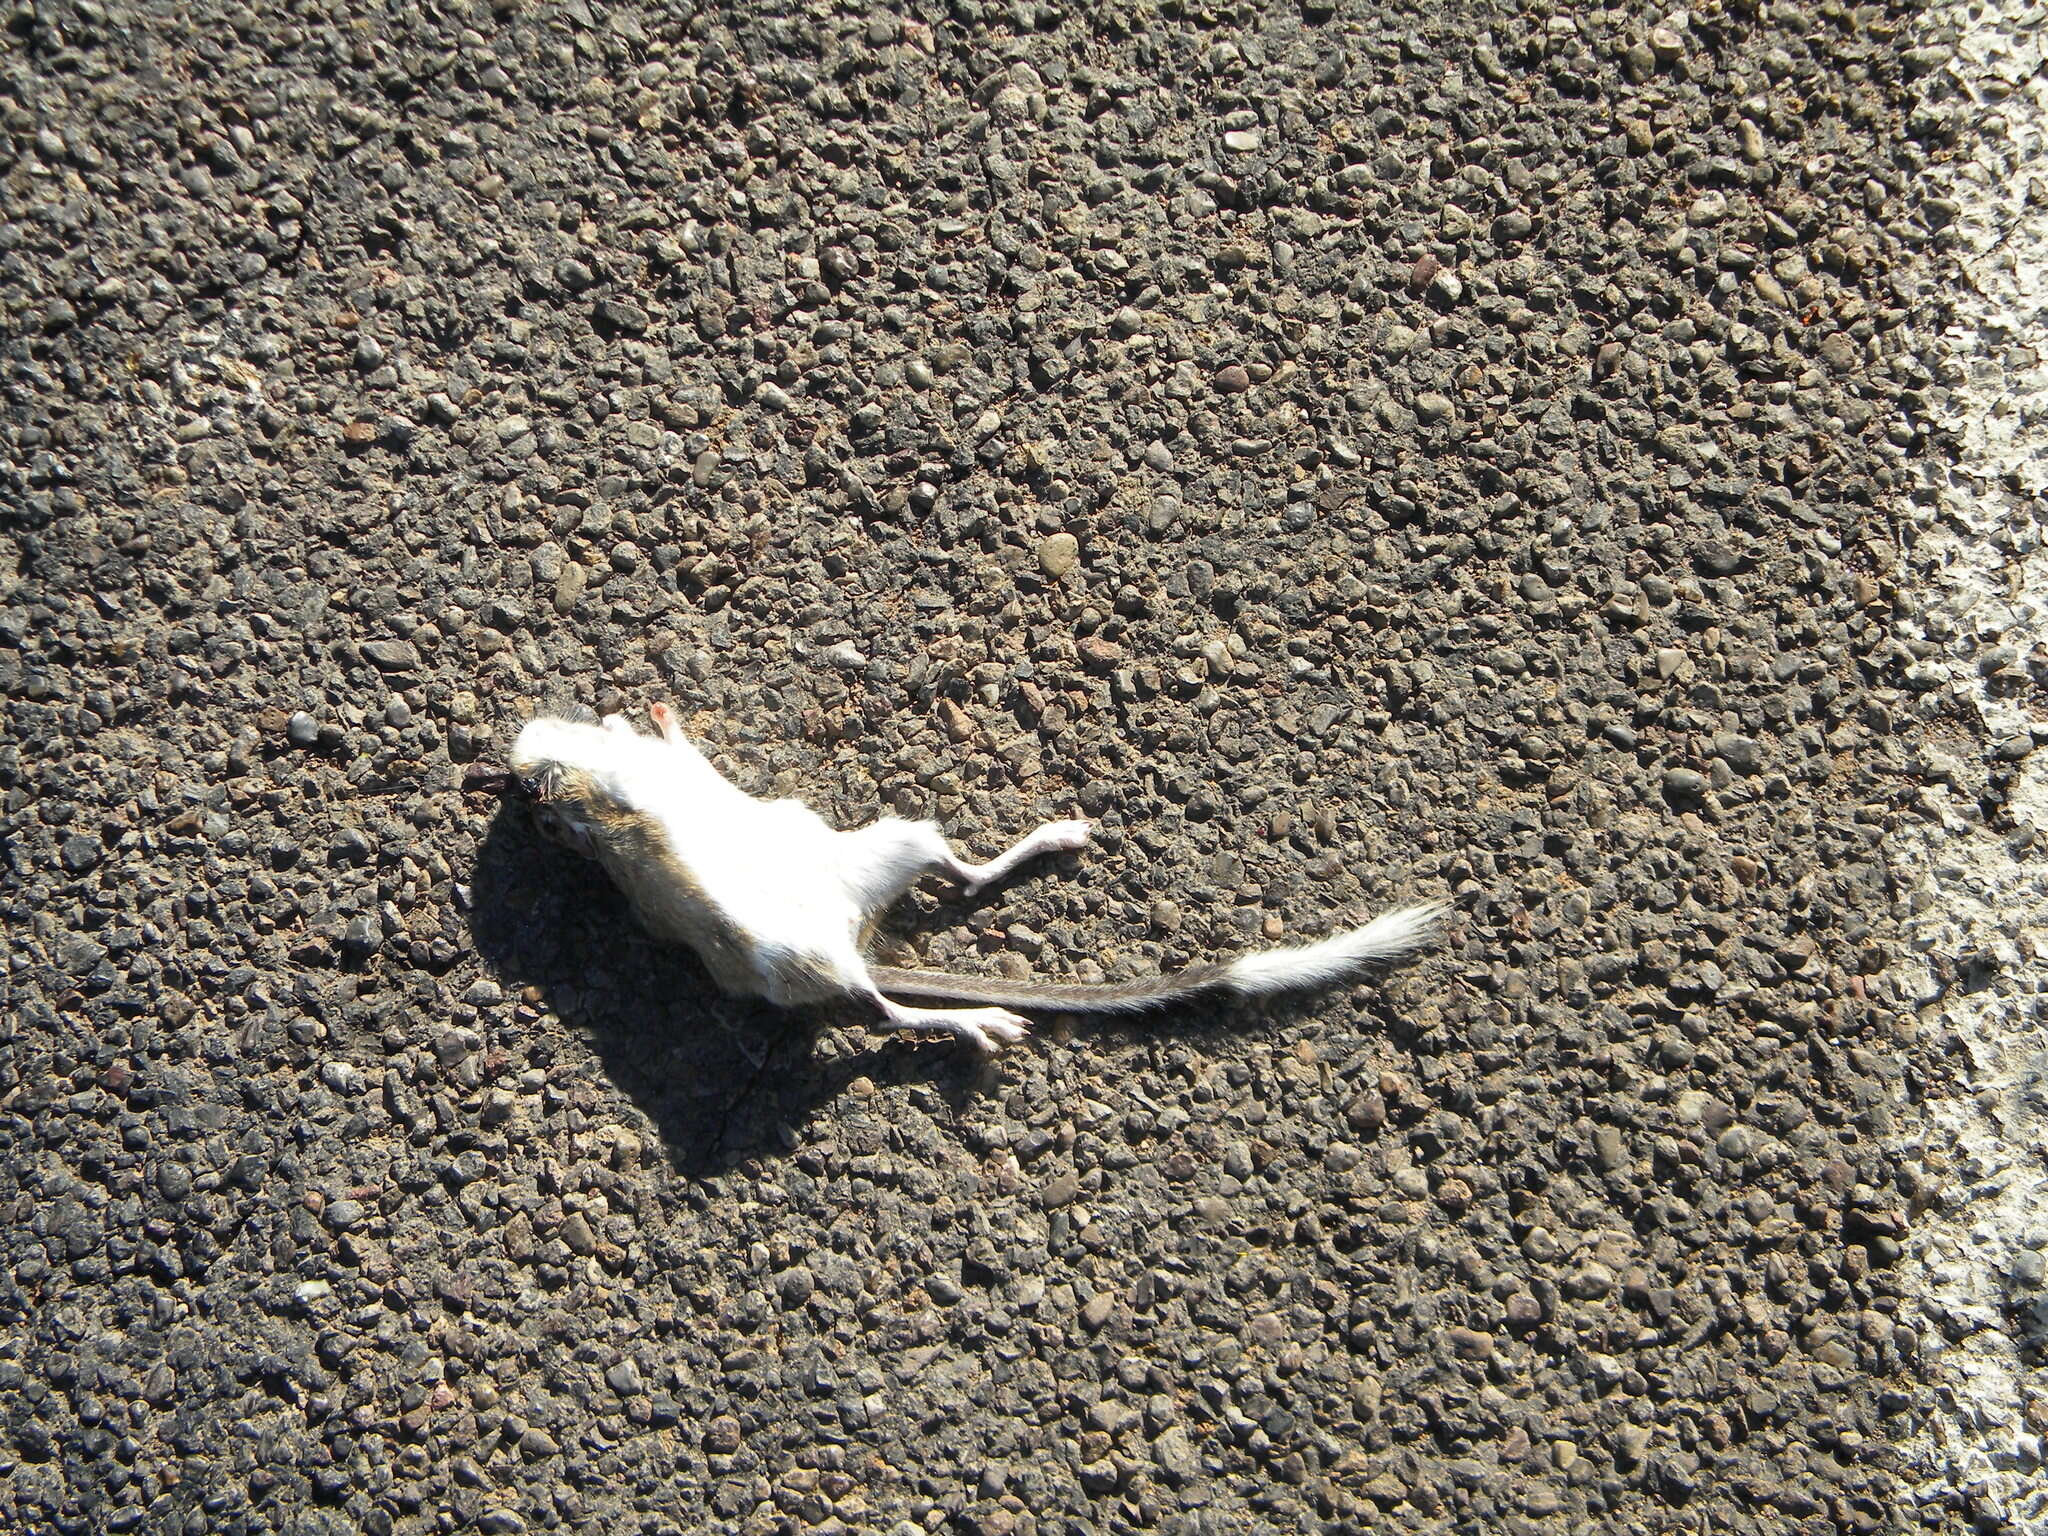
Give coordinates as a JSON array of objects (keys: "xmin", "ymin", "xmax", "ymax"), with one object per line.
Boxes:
[
  {"xmin": 503, "ymin": 753, "xmax": 600, "ymax": 859},
  {"xmin": 529, "ymin": 797, "xmax": 599, "ymax": 859}
]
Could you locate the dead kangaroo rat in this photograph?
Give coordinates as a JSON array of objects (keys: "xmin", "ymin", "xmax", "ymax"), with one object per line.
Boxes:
[{"xmin": 498, "ymin": 703, "xmax": 1445, "ymax": 1054}]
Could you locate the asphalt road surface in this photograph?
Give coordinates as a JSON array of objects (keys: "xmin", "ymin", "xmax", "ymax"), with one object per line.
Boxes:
[{"xmin": 3, "ymin": 0, "xmax": 2043, "ymax": 1532}]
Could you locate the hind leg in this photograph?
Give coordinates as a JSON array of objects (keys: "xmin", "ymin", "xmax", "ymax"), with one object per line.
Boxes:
[
  {"xmin": 948, "ymin": 818, "xmax": 1092, "ymax": 896},
  {"xmin": 866, "ymin": 988, "xmax": 1030, "ymax": 1055},
  {"xmin": 834, "ymin": 819, "xmax": 962, "ymax": 920},
  {"xmin": 818, "ymin": 944, "xmax": 1031, "ymax": 1054},
  {"xmin": 836, "ymin": 816, "xmax": 1092, "ymax": 919}
]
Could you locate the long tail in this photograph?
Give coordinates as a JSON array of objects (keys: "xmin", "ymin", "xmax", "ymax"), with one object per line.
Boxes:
[{"xmin": 870, "ymin": 901, "xmax": 1446, "ymax": 1015}]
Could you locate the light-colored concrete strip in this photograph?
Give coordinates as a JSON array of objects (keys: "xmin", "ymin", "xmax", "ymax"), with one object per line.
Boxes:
[{"xmin": 1896, "ymin": 4, "xmax": 2048, "ymax": 1528}]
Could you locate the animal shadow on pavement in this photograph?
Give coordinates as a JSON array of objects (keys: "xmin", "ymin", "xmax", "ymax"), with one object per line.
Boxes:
[{"xmin": 466, "ymin": 804, "xmax": 977, "ymax": 1177}]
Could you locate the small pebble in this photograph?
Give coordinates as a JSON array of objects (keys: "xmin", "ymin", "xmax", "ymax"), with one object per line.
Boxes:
[
  {"xmin": 1663, "ymin": 768, "xmax": 1707, "ymax": 798},
  {"xmin": 1038, "ymin": 533, "xmax": 1080, "ymax": 579}
]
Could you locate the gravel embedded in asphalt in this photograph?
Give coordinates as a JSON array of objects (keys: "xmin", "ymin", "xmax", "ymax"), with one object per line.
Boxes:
[{"xmin": 0, "ymin": 0, "xmax": 1983, "ymax": 1530}]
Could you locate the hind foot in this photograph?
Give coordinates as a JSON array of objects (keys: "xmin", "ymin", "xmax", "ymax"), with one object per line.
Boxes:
[{"xmin": 875, "ymin": 997, "xmax": 1031, "ymax": 1055}]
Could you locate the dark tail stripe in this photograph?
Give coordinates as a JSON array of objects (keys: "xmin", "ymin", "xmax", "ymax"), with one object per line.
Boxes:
[{"xmin": 869, "ymin": 964, "xmax": 1235, "ymax": 1014}]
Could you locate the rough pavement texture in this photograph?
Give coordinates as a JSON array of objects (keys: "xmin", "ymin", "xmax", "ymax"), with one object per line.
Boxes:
[{"xmin": 0, "ymin": 0, "xmax": 1990, "ymax": 1532}]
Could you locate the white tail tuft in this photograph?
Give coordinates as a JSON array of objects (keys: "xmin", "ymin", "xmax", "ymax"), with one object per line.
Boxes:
[{"xmin": 1223, "ymin": 901, "xmax": 1448, "ymax": 998}]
